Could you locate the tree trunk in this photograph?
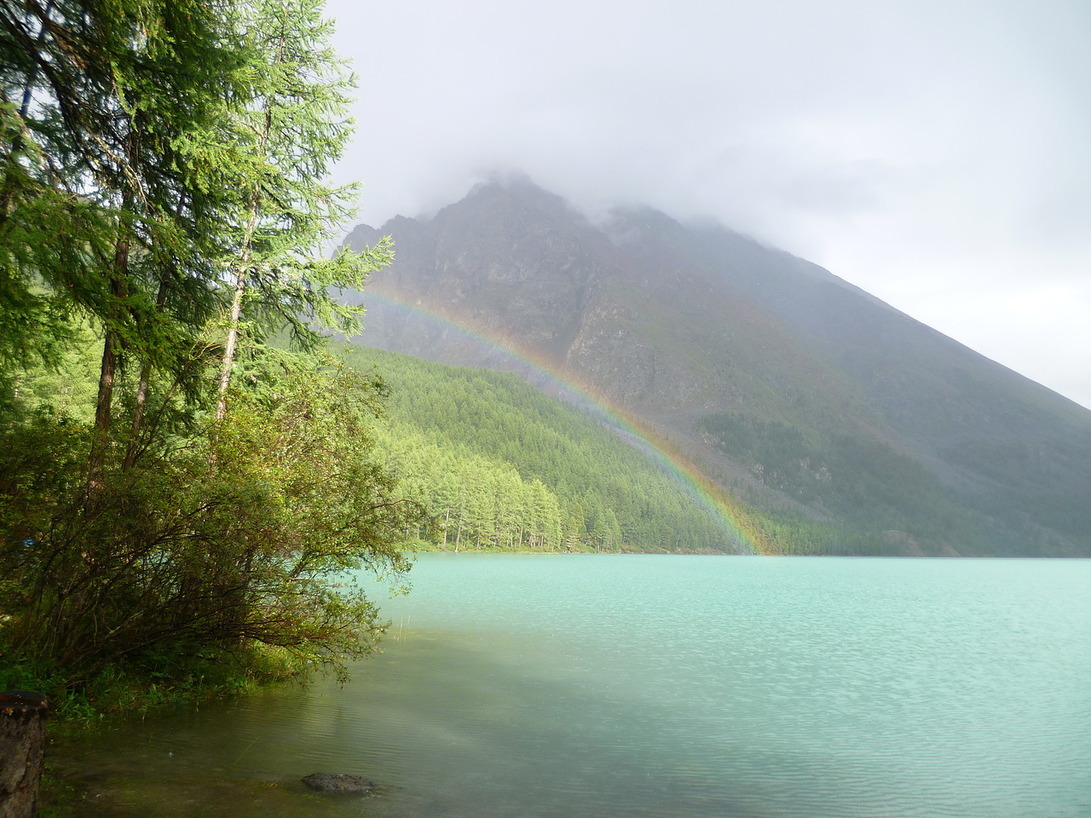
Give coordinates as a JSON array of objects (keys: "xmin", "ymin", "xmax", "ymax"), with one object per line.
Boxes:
[
  {"xmin": 208, "ymin": 268, "xmax": 247, "ymax": 469},
  {"xmin": 214, "ymin": 269, "xmax": 247, "ymax": 424},
  {"xmin": 88, "ymin": 328, "xmax": 118, "ymax": 483},
  {"xmin": 212, "ymin": 84, "xmax": 272, "ymax": 433},
  {"xmin": 88, "ymin": 231, "xmax": 130, "ymax": 483},
  {"xmin": 124, "ymin": 277, "xmax": 171, "ymax": 469},
  {"xmin": 123, "ymin": 360, "xmax": 151, "ymax": 470},
  {"xmin": 0, "ymin": 691, "xmax": 48, "ymax": 818}
]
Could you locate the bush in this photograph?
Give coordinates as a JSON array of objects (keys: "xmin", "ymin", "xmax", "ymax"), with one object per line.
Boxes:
[{"xmin": 0, "ymin": 347, "xmax": 422, "ymax": 715}]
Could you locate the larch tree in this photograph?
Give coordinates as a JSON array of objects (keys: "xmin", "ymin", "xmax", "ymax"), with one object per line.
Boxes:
[
  {"xmin": 0, "ymin": 0, "xmax": 249, "ymax": 478},
  {"xmin": 212, "ymin": 0, "xmax": 390, "ymax": 432},
  {"xmin": 0, "ymin": 0, "xmax": 425, "ymax": 710}
]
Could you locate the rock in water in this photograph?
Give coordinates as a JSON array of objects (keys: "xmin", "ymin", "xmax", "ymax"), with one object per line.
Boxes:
[{"xmin": 301, "ymin": 772, "xmax": 376, "ymax": 794}]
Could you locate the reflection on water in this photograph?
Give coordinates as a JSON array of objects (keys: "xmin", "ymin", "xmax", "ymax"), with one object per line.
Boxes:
[{"xmin": 51, "ymin": 555, "xmax": 1091, "ymax": 817}]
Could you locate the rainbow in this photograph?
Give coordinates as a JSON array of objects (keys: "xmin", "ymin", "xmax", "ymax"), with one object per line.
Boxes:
[{"xmin": 360, "ymin": 290, "xmax": 770, "ymax": 555}]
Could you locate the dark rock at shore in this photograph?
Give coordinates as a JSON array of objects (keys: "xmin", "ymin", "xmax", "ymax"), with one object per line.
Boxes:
[{"xmin": 301, "ymin": 772, "xmax": 376, "ymax": 794}]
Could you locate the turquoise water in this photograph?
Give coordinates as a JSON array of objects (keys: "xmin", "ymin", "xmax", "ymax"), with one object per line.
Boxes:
[{"xmin": 64, "ymin": 555, "xmax": 1091, "ymax": 816}]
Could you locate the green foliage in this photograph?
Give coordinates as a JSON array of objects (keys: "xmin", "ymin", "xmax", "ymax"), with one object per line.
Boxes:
[
  {"xmin": 217, "ymin": 0, "xmax": 392, "ymax": 353},
  {"xmin": 339, "ymin": 345, "xmax": 759, "ymax": 553},
  {"xmin": 0, "ymin": 0, "xmax": 422, "ymax": 720},
  {"xmin": 697, "ymin": 411, "xmax": 984, "ymax": 553},
  {"xmin": 0, "ymin": 345, "xmax": 421, "ymax": 715},
  {"xmin": 339, "ymin": 346, "xmax": 891, "ymax": 556},
  {"xmin": 0, "ymin": 0, "xmax": 246, "ymax": 373}
]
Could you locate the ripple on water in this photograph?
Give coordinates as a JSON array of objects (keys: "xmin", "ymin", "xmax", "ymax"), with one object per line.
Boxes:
[{"xmin": 55, "ymin": 556, "xmax": 1091, "ymax": 817}]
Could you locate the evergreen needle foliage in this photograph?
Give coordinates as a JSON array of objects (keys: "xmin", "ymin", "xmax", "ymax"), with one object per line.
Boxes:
[
  {"xmin": 342, "ymin": 345, "xmax": 865, "ymax": 555},
  {"xmin": 0, "ymin": 0, "xmax": 419, "ymax": 716}
]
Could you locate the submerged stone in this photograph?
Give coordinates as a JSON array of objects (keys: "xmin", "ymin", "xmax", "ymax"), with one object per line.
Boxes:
[{"xmin": 301, "ymin": 772, "xmax": 376, "ymax": 794}]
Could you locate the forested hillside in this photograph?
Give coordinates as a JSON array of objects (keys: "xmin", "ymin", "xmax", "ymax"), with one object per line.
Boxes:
[
  {"xmin": 343, "ymin": 345, "xmax": 723, "ymax": 552},
  {"xmin": 338, "ymin": 345, "xmax": 877, "ymax": 555},
  {"xmin": 344, "ymin": 179, "xmax": 1091, "ymax": 557}
]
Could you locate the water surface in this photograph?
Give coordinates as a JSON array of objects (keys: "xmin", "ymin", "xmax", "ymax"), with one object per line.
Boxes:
[{"xmin": 57, "ymin": 555, "xmax": 1091, "ymax": 816}]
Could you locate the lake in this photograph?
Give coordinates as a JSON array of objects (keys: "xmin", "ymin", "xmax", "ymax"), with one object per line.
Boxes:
[{"xmin": 54, "ymin": 555, "xmax": 1091, "ymax": 816}]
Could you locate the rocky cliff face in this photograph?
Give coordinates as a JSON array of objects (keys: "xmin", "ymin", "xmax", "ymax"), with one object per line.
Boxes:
[{"xmin": 343, "ymin": 178, "xmax": 1091, "ymax": 556}]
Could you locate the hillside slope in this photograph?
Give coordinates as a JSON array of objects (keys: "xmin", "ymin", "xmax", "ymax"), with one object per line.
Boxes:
[
  {"xmin": 343, "ymin": 179, "xmax": 1091, "ymax": 556},
  {"xmin": 339, "ymin": 345, "xmax": 869, "ymax": 555}
]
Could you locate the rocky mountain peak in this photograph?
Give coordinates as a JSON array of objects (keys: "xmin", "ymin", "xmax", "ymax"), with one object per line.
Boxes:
[{"xmin": 342, "ymin": 179, "xmax": 1091, "ymax": 556}]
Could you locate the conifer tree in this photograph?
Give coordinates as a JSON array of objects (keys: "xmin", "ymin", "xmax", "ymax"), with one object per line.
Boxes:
[
  {"xmin": 0, "ymin": 1, "xmax": 425, "ymax": 709},
  {"xmin": 0, "ymin": 0, "xmax": 249, "ymax": 476},
  {"xmin": 213, "ymin": 0, "xmax": 390, "ymax": 427}
]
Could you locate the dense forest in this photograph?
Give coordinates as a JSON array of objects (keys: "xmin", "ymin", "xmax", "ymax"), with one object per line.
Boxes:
[
  {"xmin": 339, "ymin": 345, "xmax": 894, "ymax": 558},
  {"xmin": 695, "ymin": 412, "xmax": 984, "ymax": 551},
  {"xmin": 345, "ymin": 346, "xmax": 728, "ymax": 552},
  {"xmin": 0, "ymin": 0, "xmax": 422, "ymax": 715}
]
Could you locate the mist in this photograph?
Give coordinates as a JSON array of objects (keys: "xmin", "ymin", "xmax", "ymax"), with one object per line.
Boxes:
[{"xmin": 323, "ymin": 0, "xmax": 1091, "ymax": 409}]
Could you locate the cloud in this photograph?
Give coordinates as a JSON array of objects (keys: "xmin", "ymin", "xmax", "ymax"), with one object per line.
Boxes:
[{"xmin": 325, "ymin": 0, "xmax": 1091, "ymax": 409}]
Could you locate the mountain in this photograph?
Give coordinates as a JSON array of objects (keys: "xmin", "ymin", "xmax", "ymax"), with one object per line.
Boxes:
[
  {"xmin": 342, "ymin": 178, "xmax": 1091, "ymax": 556},
  {"xmin": 337, "ymin": 344, "xmax": 787, "ymax": 554}
]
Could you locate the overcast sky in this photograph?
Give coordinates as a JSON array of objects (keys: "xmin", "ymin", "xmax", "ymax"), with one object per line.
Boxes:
[{"xmin": 323, "ymin": 0, "xmax": 1091, "ymax": 410}]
